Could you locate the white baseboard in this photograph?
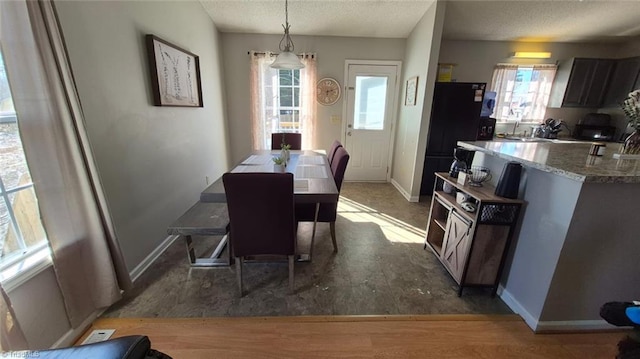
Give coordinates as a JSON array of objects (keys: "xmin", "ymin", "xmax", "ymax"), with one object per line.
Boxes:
[
  {"xmin": 497, "ymin": 285, "xmax": 539, "ymax": 331},
  {"xmin": 129, "ymin": 235, "xmax": 179, "ymax": 282},
  {"xmin": 498, "ymin": 285, "xmax": 620, "ymax": 332},
  {"xmin": 51, "ymin": 308, "xmax": 105, "ymax": 348},
  {"xmin": 391, "ymin": 179, "xmax": 419, "ymax": 202}
]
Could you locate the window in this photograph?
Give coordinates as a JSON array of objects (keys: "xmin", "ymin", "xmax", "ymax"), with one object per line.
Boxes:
[
  {"xmin": 0, "ymin": 50, "xmax": 49, "ymax": 280},
  {"xmin": 249, "ymin": 52, "xmax": 316, "ymax": 150},
  {"xmin": 491, "ymin": 64, "xmax": 557, "ymax": 123},
  {"xmin": 353, "ymin": 76, "xmax": 387, "ymax": 130},
  {"xmin": 272, "ymin": 69, "xmax": 301, "ymax": 133}
]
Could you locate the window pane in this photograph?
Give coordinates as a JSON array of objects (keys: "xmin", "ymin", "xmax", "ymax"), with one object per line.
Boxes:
[
  {"xmin": 10, "ymin": 188, "xmax": 47, "ymax": 247},
  {"xmin": 280, "ymin": 87, "xmax": 293, "ymax": 107},
  {"xmin": 0, "ymin": 196, "xmax": 18, "ymax": 258},
  {"xmin": 0, "ymin": 123, "xmax": 31, "ymax": 190},
  {"xmin": 293, "ymin": 70, "xmax": 300, "ymax": 86},
  {"xmin": 279, "ymin": 70, "xmax": 292, "ymax": 86},
  {"xmin": 294, "ymin": 87, "xmax": 300, "ymax": 107},
  {"xmin": 353, "ymin": 76, "xmax": 387, "ymax": 130}
]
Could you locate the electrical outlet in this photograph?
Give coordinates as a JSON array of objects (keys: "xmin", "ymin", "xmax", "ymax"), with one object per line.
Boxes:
[{"xmin": 81, "ymin": 329, "xmax": 115, "ymax": 345}]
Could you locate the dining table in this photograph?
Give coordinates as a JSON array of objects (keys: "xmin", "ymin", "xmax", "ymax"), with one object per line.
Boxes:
[{"xmin": 200, "ymin": 149, "xmax": 339, "ymax": 261}]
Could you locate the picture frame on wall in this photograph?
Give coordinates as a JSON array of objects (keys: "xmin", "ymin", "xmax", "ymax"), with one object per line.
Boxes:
[
  {"xmin": 145, "ymin": 34, "xmax": 203, "ymax": 107},
  {"xmin": 405, "ymin": 76, "xmax": 418, "ymax": 106}
]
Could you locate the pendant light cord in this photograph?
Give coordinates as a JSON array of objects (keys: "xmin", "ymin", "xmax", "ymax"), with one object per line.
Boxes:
[{"xmin": 278, "ymin": 0, "xmax": 294, "ymax": 52}]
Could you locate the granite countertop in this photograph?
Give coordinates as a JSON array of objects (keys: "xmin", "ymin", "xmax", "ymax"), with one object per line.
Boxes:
[{"xmin": 458, "ymin": 140, "xmax": 640, "ymax": 183}]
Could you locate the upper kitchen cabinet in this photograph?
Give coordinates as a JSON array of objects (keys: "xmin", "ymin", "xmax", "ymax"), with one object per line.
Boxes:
[
  {"xmin": 549, "ymin": 58, "xmax": 614, "ymax": 108},
  {"xmin": 602, "ymin": 57, "xmax": 640, "ymax": 107}
]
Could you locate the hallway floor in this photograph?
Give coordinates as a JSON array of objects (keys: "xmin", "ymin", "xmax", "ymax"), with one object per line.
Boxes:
[{"xmin": 104, "ymin": 182, "xmax": 512, "ymax": 318}]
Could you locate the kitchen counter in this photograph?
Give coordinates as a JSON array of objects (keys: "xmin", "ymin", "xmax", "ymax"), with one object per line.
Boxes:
[
  {"xmin": 458, "ymin": 140, "xmax": 640, "ymax": 183},
  {"xmin": 455, "ymin": 139, "xmax": 640, "ymax": 333}
]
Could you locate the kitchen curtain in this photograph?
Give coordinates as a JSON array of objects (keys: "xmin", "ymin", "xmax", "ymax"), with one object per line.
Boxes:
[
  {"xmin": 0, "ymin": 0, "xmax": 131, "ymax": 347},
  {"xmin": 249, "ymin": 52, "xmax": 317, "ymax": 150},
  {"xmin": 491, "ymin": 63, "xmax": 557, "ymax": 122}
]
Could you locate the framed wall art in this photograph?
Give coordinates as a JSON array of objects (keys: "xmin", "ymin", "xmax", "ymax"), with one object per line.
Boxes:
[
  {"xmin": 405, "ymin": 76, "xmax": 418, "ymax": 106},
  {"xmin": 145, "ymin": 34, "xmax": 203, "ymax": 107}
]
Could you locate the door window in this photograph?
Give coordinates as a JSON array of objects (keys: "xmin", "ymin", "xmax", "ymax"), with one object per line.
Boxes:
[{"xmin": 353, "ymin": 76, "xmax": 387, "ymax": 131}]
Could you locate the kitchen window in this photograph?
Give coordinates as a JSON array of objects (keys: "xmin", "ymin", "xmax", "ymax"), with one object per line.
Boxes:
[{"xmin": 491, "ymin": 64, "xmax": 557, "ymax": 123}]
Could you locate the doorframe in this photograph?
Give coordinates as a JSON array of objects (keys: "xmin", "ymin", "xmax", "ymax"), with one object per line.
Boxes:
[{"xmin": 341, "ymin": 60, "xmax": 402, "ymax": 182}]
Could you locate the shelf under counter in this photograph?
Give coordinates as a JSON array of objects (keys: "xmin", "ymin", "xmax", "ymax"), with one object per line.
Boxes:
[
  {"xmin": 433, "ymin": 191, "xmax": 475, "ymax": 223},
  {"xmin": 435, "ymin": 172, "xmax": 525, "ymax": 204}
]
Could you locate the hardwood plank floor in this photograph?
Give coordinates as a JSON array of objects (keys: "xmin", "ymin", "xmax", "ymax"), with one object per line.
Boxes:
[{"xmin": 81, "ymin": 315, "xmax": 627, "ymax": 358}]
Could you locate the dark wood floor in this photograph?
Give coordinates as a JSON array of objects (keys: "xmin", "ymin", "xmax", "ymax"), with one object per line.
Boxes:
[{"xmin": 81, "ymin": 315, "xmax": 628, "ymax": 358}]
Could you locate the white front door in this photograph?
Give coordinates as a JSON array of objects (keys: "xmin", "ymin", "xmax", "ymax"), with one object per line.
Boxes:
[{"xmin": 343, "ymin": 63, "xmax": 399, "ymax": 181}]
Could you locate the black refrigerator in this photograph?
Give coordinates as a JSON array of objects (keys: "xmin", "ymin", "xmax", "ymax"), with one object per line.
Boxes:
[{"xmin": 420, "ymin": 82, "xmax": 486, "ymax": 195}]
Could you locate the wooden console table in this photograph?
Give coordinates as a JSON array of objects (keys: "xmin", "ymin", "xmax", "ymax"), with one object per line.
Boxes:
[{"xmin": 425, "ymin": 172, "xmax": 523, "ymax": 296}]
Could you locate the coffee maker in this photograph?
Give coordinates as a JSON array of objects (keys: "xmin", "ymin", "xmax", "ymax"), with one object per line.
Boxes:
[{"xmin": 449, "ymin": 147, "xmax": 475, "ymax": 178}]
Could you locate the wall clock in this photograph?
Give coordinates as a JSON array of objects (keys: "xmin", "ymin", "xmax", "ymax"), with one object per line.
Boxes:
[{"xmin": 317, "ymin": 77, "xmax": 341, "ymax": 106}]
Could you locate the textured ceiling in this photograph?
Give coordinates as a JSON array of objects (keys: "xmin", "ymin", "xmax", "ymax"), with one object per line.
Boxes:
[
  {"xmin": 199, "ymin": 1, "xmax": 434, "ymax": 38},
  {"xmin": 200, "ymin": 0, "xmax": 640, "ymax": 43},
  {"xmin": 444, "ymin": 0, "xmax": 640, "ymax": 43}
]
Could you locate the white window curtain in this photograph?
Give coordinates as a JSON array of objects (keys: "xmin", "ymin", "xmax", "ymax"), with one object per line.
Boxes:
[
  {"xmin": 0, "ymin": 0, "xmax": 131, "ymax": 348},
  {"xmin": 299, "ymin": 54, "xmax": 317, "ymax": 150},
  {"xmin": 249, "ymin": 51, "xmax": 317, "ymax": 150},
  {"xmin": 491, "ymin": 64, "xmax": 557, "ymax": 122}
]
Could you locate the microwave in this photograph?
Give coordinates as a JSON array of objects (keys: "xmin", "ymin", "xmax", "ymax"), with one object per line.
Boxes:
[{"xmin": 573, "ymin": 124, "xmax": 616, "ymax": 142}]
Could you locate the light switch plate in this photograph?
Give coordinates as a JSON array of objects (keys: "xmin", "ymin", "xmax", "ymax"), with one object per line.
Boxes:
[{"xmin": 81, "ymin": 329, "xmax": 115, "ymax": 345}]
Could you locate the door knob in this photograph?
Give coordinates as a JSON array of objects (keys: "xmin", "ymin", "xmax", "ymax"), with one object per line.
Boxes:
[
  {"xmin": 347, "ymin": 124, "xmax": 352, "ymax": 128},
  {"xmin": 347, "ymin": 131, "xmax": 352, "ymax": 136}
]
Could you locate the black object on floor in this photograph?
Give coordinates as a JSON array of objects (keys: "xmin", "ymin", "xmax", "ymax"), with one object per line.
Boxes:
[{"xmin": 601, "ymin": 301, "xmax": 640, "ymax": 359}]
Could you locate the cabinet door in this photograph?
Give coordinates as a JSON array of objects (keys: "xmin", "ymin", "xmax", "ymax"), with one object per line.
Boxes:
[
  {"xmin": 604, "ymin": 57, "xmax": 640, "ymax": 107},
  {"xmin": 441, "ymin": 211, "xmax": 473, "ymax": 283},
  {"xmin": 583, "ymin": 60, "xmax": 614, "ymax": 107},
  {"xmin": 563, "ymin": 59, "xmax": 594, "ymax": 106}
]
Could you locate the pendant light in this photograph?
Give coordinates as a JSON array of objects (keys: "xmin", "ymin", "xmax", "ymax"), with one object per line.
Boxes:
[{"xmin": 270, "ymin": 0, "xmax": 305, "ymax": 69}]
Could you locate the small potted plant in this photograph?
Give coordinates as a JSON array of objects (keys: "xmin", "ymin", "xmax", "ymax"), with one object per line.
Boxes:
[{"xmin": 272, "ymin": 156, "xmax": 286, "ymax": 173}]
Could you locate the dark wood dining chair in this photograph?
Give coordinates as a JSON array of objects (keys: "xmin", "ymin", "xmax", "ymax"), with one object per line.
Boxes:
[
  {"xmin": 328, "ymin": 140, "xmax": 343, "ymax": 166},
  {"xmin": 271, "ymin": 133, "xmax": 302, "ymax": 150},
  {"xmin": 295, "ymin": 147, "xmax": 350, "ymax": 252},
  {"xmin": 222, "ymin": 172, "xmax": 296, "ymax": 296}
]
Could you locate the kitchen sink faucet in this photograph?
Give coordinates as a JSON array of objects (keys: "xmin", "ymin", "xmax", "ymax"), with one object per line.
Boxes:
[{"xmin": 512, "ymin": 121, "xmax": 520, "ymax": 136}]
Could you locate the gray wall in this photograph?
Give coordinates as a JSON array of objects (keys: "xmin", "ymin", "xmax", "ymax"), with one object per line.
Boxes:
[
  {"xmin": 10, "ymin": 267, "xmax": 70, "ymax": 349},
  {"xmin": 220, "ymin": 33, "xmax": 405, "ymax": 164},
  {"xmin": 55, "ymin": 0, "xmax": 229, "ymax": 270},
  {"xmin": 390, "ymin": 0, "xmax": 443, "ymax": 200},
  {"xmin": 541, "ymin": 182, "xmax": 640, "ymax": 323}
]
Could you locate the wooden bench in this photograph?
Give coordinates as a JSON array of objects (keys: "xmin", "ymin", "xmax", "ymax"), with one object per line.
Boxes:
[{"xmin": 167, "ymin": 201, "xmax": 232, "ymax": 267}]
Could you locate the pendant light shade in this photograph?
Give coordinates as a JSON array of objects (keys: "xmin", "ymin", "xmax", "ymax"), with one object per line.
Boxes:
[
  {"xmin": 270, "ymin": 0, "xmax": 304, "ymax": 70},
  {"xmin": 271, "ymin": 51, "xmax": 304, "ymax": 69}
]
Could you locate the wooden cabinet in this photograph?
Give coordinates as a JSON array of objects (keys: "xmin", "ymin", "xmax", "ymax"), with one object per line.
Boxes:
[
  {"xmin": 441, "ymin": 211, "xmax": 472, "ymax": 282},
  {"xmin": 424, "ymin": 173, "xmax": 523, "ymax": 296},
  {"xmin": 603, "ymin": 57, "xmax": 640, "ymax": 107},
  {"xmin": 549, "ymin": 58, "xmax": 614, "ymax": 108}
]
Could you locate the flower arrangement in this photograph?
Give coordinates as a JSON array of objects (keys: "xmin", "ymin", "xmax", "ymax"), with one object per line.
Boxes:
[
  {"xmin": 621, "ymin": 89, "xmax": 640, "ymax": 131},
  {"xmin": 280, "ymin": 133, "xmax": 291, "ymax": 151}
]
